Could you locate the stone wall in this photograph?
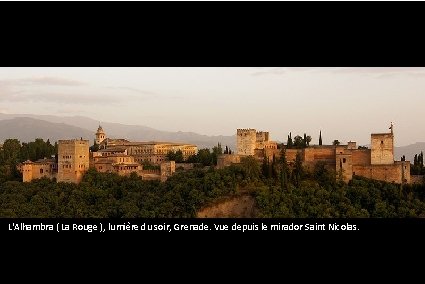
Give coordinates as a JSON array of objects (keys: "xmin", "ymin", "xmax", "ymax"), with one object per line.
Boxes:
[
  {"xmin": 161, "ymin": 161, "xmax": 176, "ymax": 181},
  {"xmin": 353, "ymin": 161, "xmax": 410, "ymax": 184},
  {"xmin": 371, "ymin": 133, "xmax": 394, "ymax": 165},
  {"xmin": 217, "ymin": 154, "xmax": 241, "ymax": 169},
  {"xmin": 352, "ymin": 149, "xmax": 371, "ymax": 166},
  {"xmin": 21, "ymin": 161, "xmax": 57, "ymax": 182}
]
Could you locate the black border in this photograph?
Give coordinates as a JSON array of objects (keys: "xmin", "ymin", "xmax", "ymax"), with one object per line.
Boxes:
[{"xmin": 1, "ymin": 1, "xmax": 424, "ymax": 66}]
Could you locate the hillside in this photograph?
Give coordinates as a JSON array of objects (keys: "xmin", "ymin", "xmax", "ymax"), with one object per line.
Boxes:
[
  {"xmin": 0, "ymin": 113, "xmax": 236, "ymax": 149},
  {"xmin": 0, "ymin": 117, "xmax": 93, "ymax": 143}
]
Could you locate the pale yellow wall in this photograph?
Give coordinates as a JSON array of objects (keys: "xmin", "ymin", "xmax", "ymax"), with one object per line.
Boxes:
[{"xmin": 57, "ymin": 140, "xmax": 89, "ymax": 183}]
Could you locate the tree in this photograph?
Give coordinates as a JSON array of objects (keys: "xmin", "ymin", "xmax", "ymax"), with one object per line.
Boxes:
[
  {"xmin": 306, "ymin": 135, "xmax": 312, "ymax": 147},
  {"xmin": 212, "ymin": 143, "xmax": 223, "ymax": 165},
  {"xmin": 333, "ymin": 140, "xmax": 340, "ymax": 146},
  {"xmin": 167, "ymin": 150, "xmax": 184, "ymax": 163},
  {"xmin": 293, "ymin": 151, "xmax": 303, "ymax": 188},
  {"xmin": 401, "ymin": 155, "xmax": 406, "ymax": 162},
  {"xmin": 2, "ymin": 139, "xmax": 21, "ymax": 164},
  {"xmin": 287, "ymin": 132, "xmax": 293, "ymax": 149},
  {"xmin": 90, "ymin": 139, "xmax": 99, "ymax": 152},
  {"xmin": 197, "ymin": 148, "xmax": 212, "ymax": 166},
  {"xmin": 319, "ymin": 130, "xmax": 322, "ymax": 146},
  {"xmin": 293, "ymin": 135, "xmax": 304, "ymax": 148},
  {"xmin": 279, "ymin": 147, "xmax": 289, "ymax": 192},
  {"xmin": 240, "ymin": 156, "xmax": 260, "ymax": 180},
  {"xmin": 262, "ymin": 157, "xmax": 269, "ymax": 179}
]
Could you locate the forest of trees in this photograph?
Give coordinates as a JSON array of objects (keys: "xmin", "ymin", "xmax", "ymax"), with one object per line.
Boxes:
[{"xmin": 1, "ymin": 138, "xmax": 425, "ymax": 218}]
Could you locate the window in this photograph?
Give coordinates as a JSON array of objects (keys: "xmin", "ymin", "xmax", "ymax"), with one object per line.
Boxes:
[
  {"xmin": 40, "ymin": 169, "xmax": 44, "ymax": 174},
  {"xmin": 343, "ymin": 158, "xmax": 346, "ymax": 163},
  {"xmin": 381, "ymin": 141, "xmax": 384, "ymax": 144}
]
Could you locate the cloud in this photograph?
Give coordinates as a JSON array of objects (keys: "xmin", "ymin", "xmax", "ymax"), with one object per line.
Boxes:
[
  {"xmin": 106, "ymin": 86, "xmax": 158, "ymax": 96},
  {"xmin": 0, "ymin": 90, "xmax": 120, "ymax": 105},
  {"xmin": 250, "ymin": 67, "xmax": 425, "ymax": 77},
  {"xmin": 0, "ymin": 76, "xmax": 86, "ymax": 87}
]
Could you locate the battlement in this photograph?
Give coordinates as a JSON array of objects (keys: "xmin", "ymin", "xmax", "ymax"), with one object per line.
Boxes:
[
  {"xmin": 237, "ymin": 129, "xmax": 257, "ymax": 134},
  {"xmin": 58, "ymin": 139, "xmax": 89, "ymax": 145}
]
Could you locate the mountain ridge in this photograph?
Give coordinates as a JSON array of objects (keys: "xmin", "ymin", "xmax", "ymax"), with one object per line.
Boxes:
[{"xmin": 0, "ymin": 114, "xmax": 236, "ymax": 150}]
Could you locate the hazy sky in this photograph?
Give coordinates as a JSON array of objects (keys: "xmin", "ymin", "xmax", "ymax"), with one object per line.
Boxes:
[{"xmin": 0, "ymin": 67, "xmax": 424, "ymax": 146}]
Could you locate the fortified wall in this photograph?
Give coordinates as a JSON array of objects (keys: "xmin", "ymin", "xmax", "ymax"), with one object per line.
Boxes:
[{"xmin": 220, "ymin": 125, "xmax": 414, "ymax": 184}]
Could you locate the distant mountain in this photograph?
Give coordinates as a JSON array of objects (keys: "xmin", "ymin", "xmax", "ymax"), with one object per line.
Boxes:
[
  {"xmin": 0, "ymin": 117, "xmax": 93, "ymax": 143},
  {"xmin": 0, "ymin": 113, "xmax": 236, "ymax": 150},
  {"xmin": 395, "ymin": 143, "xmax": 425, "ymax": 162}
]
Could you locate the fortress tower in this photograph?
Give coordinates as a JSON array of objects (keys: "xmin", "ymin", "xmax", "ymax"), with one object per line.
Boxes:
[
  {"xmin": 255, "ymin": 131, "xmax": 270, "ymax": 149},
  {"xmin": 95, "ymin": 125, "xmax": 106, "ymax": 145},
  {"xmin": 237, "ymin": 129, "xmax": 257, "ymax": 155},
  {"xmin": 370, "ymin": 123, "xmax": 394, "ymax": 165},
  {"xmin": 57, "ymin": 139, "xmax": 90, "ymax": 183}
]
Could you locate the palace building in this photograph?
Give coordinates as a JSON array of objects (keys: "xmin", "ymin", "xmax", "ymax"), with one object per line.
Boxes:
[{"xmin": 19, "ymin": 126, "xmax": 196, "ymax": 183}]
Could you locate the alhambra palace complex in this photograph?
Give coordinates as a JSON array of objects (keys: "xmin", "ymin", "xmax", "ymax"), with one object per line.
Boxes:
[{"xmin": 19, "ymin": 124, "xmax": 422, "ymax": 185}]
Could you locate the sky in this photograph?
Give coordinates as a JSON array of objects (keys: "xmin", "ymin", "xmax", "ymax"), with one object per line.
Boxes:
[{"xmin": 0, "ymin": 67, "xmax": 424, "ymax": 147}]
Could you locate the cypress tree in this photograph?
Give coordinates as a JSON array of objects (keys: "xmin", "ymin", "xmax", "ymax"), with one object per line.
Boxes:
[
  {"xmin": 319, "ymin": 130, "xmax": 322, "ymax": 146},
  {"xmin": 287, "ymin": 132, "xmax": 293, "ymax": 149}
]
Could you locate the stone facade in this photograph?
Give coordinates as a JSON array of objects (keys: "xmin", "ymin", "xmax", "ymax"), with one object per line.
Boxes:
[
  {"xmin": 18, "ymin": 127, "xmax": 193, "ymax": 183},
  {"xmin": 371, "ymin": 133, "xmax": 394, "ymax": 165},
  {"xmin": 57, "ymin": 139, "xmax": 90, "ymax": 183},
  {"xmin": 237, "ymin": 129, "xmax": 257, "ymax": 155},
  {"xmin": 237, "ymin": 128, "xmax": 277, "ymax": 156},
  {"xmin": 217, "ymin": 154, "xmax": 241, "ymax": 169},
  {"xmin": 21, "ymin": 158, "xmax": 57, "ymax": 182}
]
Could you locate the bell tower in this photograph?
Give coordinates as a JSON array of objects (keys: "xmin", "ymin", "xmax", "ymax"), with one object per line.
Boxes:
[{"xmin": 95, "ymin": 125, "xmax": 106, "ymax": 145}]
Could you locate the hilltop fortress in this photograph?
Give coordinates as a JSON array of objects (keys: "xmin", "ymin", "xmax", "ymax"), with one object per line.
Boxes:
[
  {"xmin": 20, "ymin": 126, "xmax": 198, "ymax": 183},
  {"xmin": 18, "ymin": 124, "xmax": 419, "ymax": 185},
  {"xmin": 219, "ymin": 125, "xmax": 414, "ymax": 184}
]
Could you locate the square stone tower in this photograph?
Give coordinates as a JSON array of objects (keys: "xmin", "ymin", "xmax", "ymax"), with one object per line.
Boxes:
[
  {"xmin": 237, "ymin": 129, "xmax": 257, "ymax": 156},
  {"xmin": 57, "ymin": 139, "xmax": 90, "ymax": 183},
  {"xmin": 371, "ymin": 133, "xmax": 394, "ymax": 165},
  {"xmin": 255, "ymin": 131, "xmax": 270, "ymax": 149}
]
